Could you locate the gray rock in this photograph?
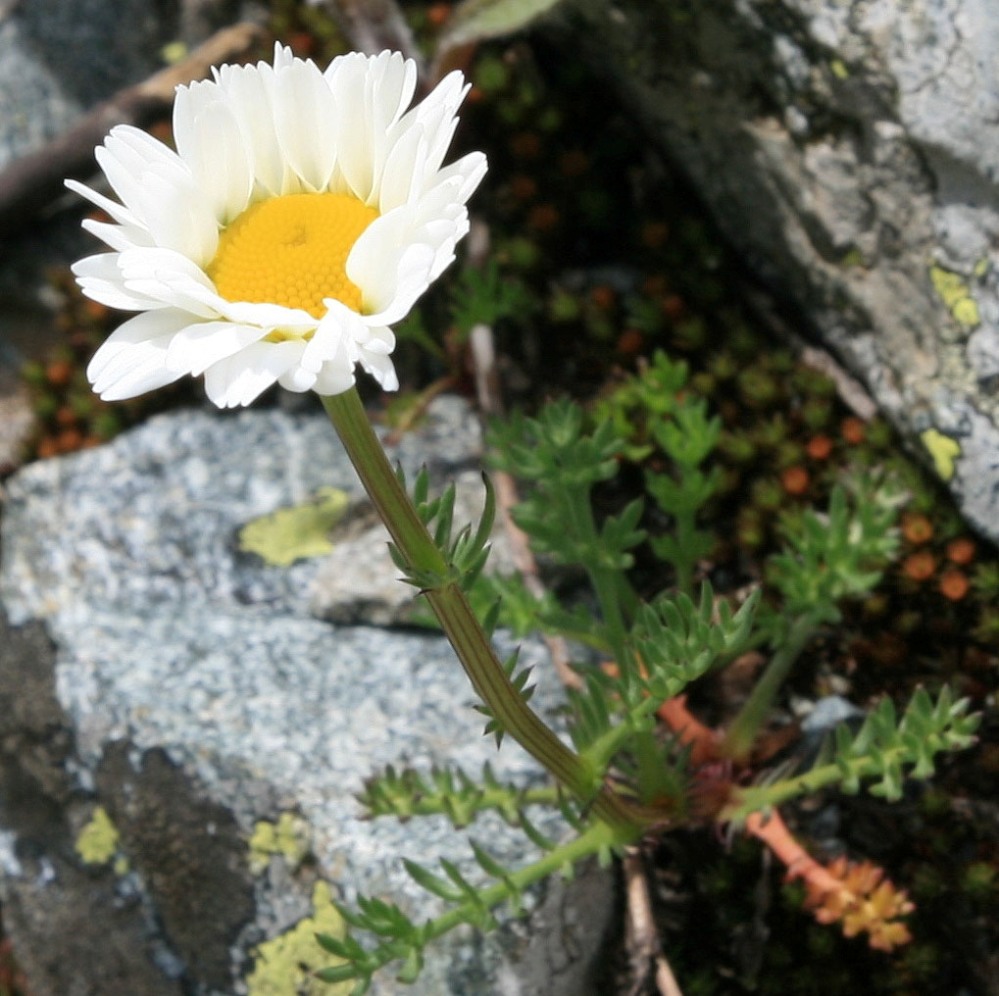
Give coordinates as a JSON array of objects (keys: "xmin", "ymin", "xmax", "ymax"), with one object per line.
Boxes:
[
  {"xmin": 0, "ymin": 0, "xmax": 168, "ymax": 173},
  {"xmin": 0, "ymin": 396, "xmax": 613, "ymax": 995},
  {"xmin": 0, "ymin": 0, "xmax": 176, "ymax": 354},
  {"xmin": 310, "ymin": 469, "xmax": 518, "ymax": 627},
  {"xmin": 552, "ymin": 0, "xmax": 999, "ymax": 540}
]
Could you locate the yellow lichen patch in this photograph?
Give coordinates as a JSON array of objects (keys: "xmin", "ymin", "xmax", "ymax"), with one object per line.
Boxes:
[
  {"xmin": 930, "ymin": 265, "xmax": 981, "ymax": 328},
  {"xmin": 238, "ymin": 488, "xmax": 350, "ymax": 567},
  {"xmin": 75, "ymin": 806, "xmax": 121, "ymax": 866},
  {"xmin": 249, "ymin": 813, "xmax": 311, "ymax": 875},
  {"xmin": 920, "ymin": 428, "xmax": 961, "ymax": 481},
  {"xmin": 829, "ymin": 58, "xmax": 849, "ymax": 80},
  {"xmin": 246, "ymin": 881, "xmax": 350, "ymax": 996}
]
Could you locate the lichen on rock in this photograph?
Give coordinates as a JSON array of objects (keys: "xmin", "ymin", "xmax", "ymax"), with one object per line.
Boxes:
[{"xmin": 246, "ymin": 881, "xmax": 349, "ymax": 996}]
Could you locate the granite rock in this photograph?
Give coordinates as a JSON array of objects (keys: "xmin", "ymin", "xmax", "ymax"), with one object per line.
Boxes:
[
  {"xmin": 0, "ymin": 396, "xmax": 613, "ymax": 996},
  {"xmin": 553, "ymin": 0, "xmax": 999, "ymax": 541}
]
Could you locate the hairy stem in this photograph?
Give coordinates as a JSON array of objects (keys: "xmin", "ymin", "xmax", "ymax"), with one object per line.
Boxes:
[{"xmin": 321, "ymin": 388, "xmax": 661, "ymax": 835}]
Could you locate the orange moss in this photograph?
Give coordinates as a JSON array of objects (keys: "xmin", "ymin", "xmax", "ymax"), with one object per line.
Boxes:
[
  {"xmin": 840, "ymin": 416, "xmax": 866, "ymax": 445},
  {"xmin": 901, "ymin": 512, "xmax": 934, "ymax": 545},
  {"xmin": 902, "ymin": 550, "xmax": 936, "ymax": 582},
  {"xmin": 806, "ymin": 435, "xmax": 833, "ymax": 461},
  {"xmin": 939, "ymin": 569, "xmax": 970, "ymax": 601},
  {"xmin": 781, "ymin": 465, "xmax": 810, "ymax": 496},
  {"xmin": 946, "ymin": 537, "xmax": 976, "ymax": 565}
]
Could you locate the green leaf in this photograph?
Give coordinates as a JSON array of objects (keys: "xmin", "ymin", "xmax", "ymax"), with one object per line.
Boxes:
[
  {"xmin": 441, "ymin": 0, "xmax": 570, "ymax": 50},
  {"xmin": 404, "ymin": 859, "xmax": 465, "ymax": 902}
]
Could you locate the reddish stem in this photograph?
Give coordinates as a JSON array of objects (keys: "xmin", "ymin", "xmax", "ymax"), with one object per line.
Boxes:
[{"xmin": 657, "ymin": 695, "xmax": 722, "ymax": 767}]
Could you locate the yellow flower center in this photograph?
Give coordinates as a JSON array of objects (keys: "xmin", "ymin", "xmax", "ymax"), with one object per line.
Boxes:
[{"xmin": 207, "ymin": 193, "xmax": 379, "ymax": 318}]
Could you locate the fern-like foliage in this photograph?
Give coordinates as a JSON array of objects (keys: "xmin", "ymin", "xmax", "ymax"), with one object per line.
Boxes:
[
  {"xmin": 357, "ymin": 762, "xmax": 558, "ymax": 827},
  {"xmin": 833, "ymin": 685, "xmax": 979, "ymax": 800}
]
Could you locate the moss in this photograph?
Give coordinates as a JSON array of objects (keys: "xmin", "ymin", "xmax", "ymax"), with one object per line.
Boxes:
[
  {"xmin": 829, "ymin": 58, "xmax": 849, "ymax": 80},
  {"xmin": 929, "ymin": 265, "xmax": 980, "ymax": 328},
  {"xmin": 249, "ymin": 813, "xmax": 311, "ymax": 874},
  {"xmin": 838, "ymin": 247, "xmax": 865, "ymax": 268},
  {"xmin": 246, "ymin": 881, "xmax": 350, "ymax": 996},
  {"xmin": 238, "ymin": 488, "xmax": 350, "ymax": 567},
  {"xmin": 75, "ymin": 805, "xmax": 123, "ymax": 867},
  {"xmin": 920, "ymin": 428, "xmax": 961, "ymax": 481}
]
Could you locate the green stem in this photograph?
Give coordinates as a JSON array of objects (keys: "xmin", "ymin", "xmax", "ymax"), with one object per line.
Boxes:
[
  {"xmin": 320, "ymin": 389, "xmax": 658, "ymax": 836},
  {"xmin": 319, "ymin": 818, "xmax": 620, "ymax": 985},
  {"xmin": 673, "ymin": 508, "xmax": 697, "ymax": 599},
  {"xmin": 722, "ymin": 613, "xmax": 817, "ymax": 762},
  {"xmin": 720, "ymin": 752, "xmax": 893, "ymax": 823},
  {"xmin": 563, "ymin": 486, "xmax": 635, "ymax": 678}
]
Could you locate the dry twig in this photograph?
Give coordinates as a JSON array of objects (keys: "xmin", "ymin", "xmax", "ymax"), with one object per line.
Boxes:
[
  {"xmin": 315, "ymin": 0, "xmax": 424, "ymax": 74},
  {"xmin": 462, "ymin": 220, "xmax": 583, "ymax": 692},
  {"xmin": 623, "ymin": 848, "xmax": 684, "ymax": 996}
]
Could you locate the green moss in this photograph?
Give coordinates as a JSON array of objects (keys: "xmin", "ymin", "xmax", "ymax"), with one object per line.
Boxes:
[
  {"xmin": 249, "ymin": 813, "xmax": 311, "ymax": 874},
  {"xmin": 75, "ymin": 806, "xmax": 122, "ymax": 866},
  {"xmin": 246, "ymin": 881, "xmax": 350, "ymax": 996},
  {"xmin": 238, "ymin": 488, "xmax": 350, "ymax": 567},
  {"xmin": 929, "ymin": 265, "xmax": 981, "ymax": 328},
  {"xmin": 919, "ymin": 428, "xmax": 961, "ymax": 481}
]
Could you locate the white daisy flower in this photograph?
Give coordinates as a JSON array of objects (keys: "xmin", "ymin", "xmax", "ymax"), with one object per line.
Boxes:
[{"xmin": 69, "ymin": 45, "xmax": 487, "ymax": 408}]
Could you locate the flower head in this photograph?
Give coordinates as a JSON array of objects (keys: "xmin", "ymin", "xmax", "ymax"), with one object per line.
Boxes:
[{"xmin": 69, "ymin": 46, "xmax": 486, "ymax": 407}]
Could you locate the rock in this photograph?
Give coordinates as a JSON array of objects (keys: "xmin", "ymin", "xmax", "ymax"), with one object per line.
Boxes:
[
  {"xmin": 552, "ymin": 0, "xmax": 999, "ymax": 541},
  {"xmin": 310, "ymin": 469, "xmax": 518, "ymax": 627},
  {"xmin": 0, "ymin": 395, "xmax": 613, "ymax": 995},
  {"xmin": 0, "ymin": 0, "xmax": 177, "ymax": 294},
  {"xmin": 0, "ymin": 369, "xmax": 34, "ymax": 475}
]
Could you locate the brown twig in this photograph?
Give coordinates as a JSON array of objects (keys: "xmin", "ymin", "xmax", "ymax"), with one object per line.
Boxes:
[
  {"xmin": 623, "ymin": 848, "xmax": 684, "ymax": 996},
  {"xmin": 462, "ymin": 220, "xmax": 583, "ymax": 692},
  {"xmin": 317, "ymin": 0, "xmax": 425, "ymax": 74},
  {"xmin": 0, "ymin": 21, "xmax": 266, "ymax": 239}
]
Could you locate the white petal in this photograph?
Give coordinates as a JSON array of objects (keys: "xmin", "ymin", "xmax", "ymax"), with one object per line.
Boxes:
[
  {"xmin": 330, "ymin": 51, "xmax": 418, "ymax": 202},
  {"xmin": 127, "ymin": 167, "xmax": 218, "ymax": 263},
  {"xmin": 358, "ymin": 348, "xmax": 399, "ymax": 391},
  {"xmin": 377, "ymin": 122, "xmax": 428, "ymax": 213},
  {"xmin": 305, "ymin": 301, "xmax": 358, "ymax": 371},
  {"xmin": 73, "ymin": 253, "xmax": 166, "ymax": 311},
  {"xmin": 87, "ymin": 309, "xmax": 191, "ymax": 400},
  {"xmin": 312, "ymin": 363, "xmax": 356, "ymax": 396},
  {"xmin": 96, "ymin": 126, "xmax": 185, "ymax": 218},
  {"xmin": 430, "ymin": 151, "xmax": 488, "ymax": 205},
  {"xmin": 174, "ymin": 83, "xmax": 253, "ymax": 224},
  {"xmin": 203, "ymin": 339, "xmax": 305, "ymax": 408},
  {"xmin": 81, "ymin": 218, "xmax": 150, "ymax": 253},
  {"xmin": 347, "ymin": 206, "xmax": 437, "ymax": 320},
  {"xmin": 217, "ymin": 63, "xmax": 286, "ymax": 197},
  {"xmin": 271, "ymin": 43, "xmax": 296, "ymax": 72},
  {"xmin": 215, "ymin": 299, "xmax": 316, "ymax": 329},
  {"xmin": 117, "ymin": 248, "xmax": 223, "ymax": 317},
  {"xmin": 165, "ymin": 322, "xmax": 270, "ymax": 376},
  {"xmin": 278, "ymin": 364, "xmax": 317, "ymax": 393},
  {"xmin": 273, "ymin": 59, "xmax": 338, "ymax": 191},
  {"xmin": 65, "ymin": 178, "xmax": 145, "ymax": 234}
]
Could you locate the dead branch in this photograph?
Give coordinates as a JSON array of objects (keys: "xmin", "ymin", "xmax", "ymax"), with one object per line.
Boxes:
[
  {"xmin": 0, "ymin": 21, "xmax": 266, "ymax": 239},
  {"xmin": 315, "ymin": 0, "xmax": 424, "ymax": 74},
  {"xmin": 463, "ymin": 219, "xmax": 584, "ymax": 692},
  {"xmin": 623, "ymin": 847, "xmax": 684, "ymax": 996}
]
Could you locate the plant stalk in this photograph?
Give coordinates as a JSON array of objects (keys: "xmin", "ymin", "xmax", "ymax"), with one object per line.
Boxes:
[
  {"xmin": 722, "ymin": 613, "xmax": 816, "ymax": 762},
  {"xmin": 321, "ymin": 388, "xmax": 660, "ymax": 835}
]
